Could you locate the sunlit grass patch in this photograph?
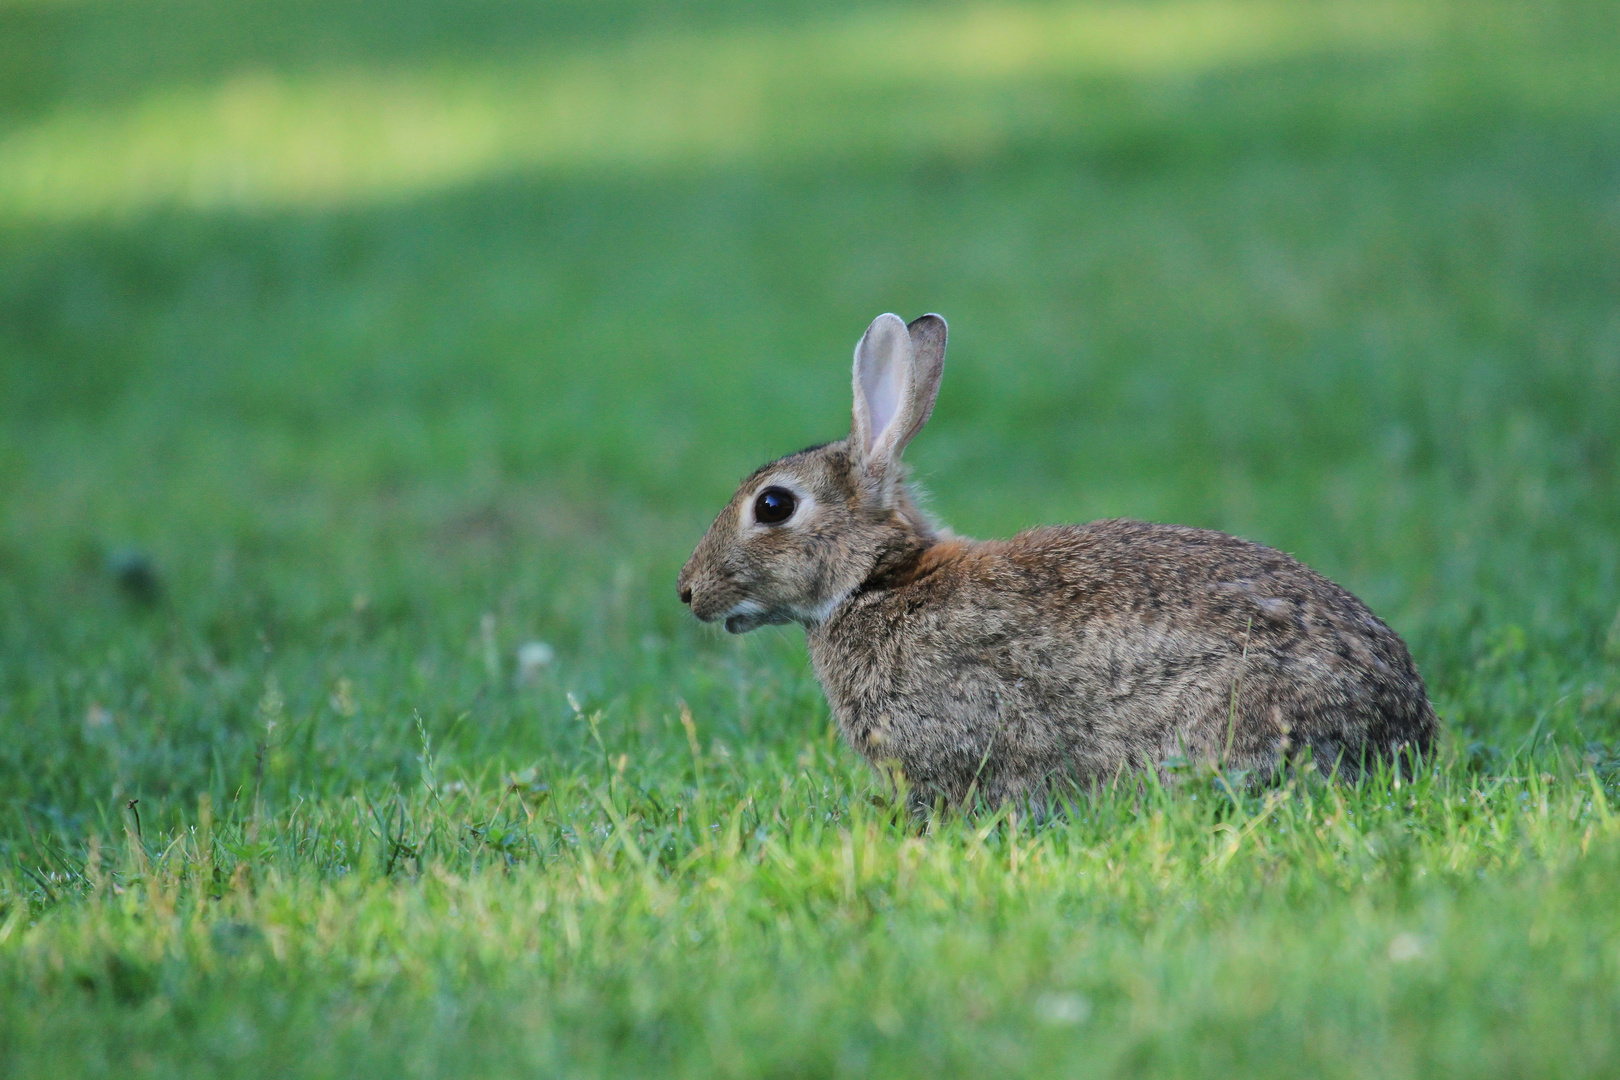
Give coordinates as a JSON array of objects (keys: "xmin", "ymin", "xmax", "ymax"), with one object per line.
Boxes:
[{"xmin": 0, "ymin": 0, "xmax": 1462, "ymax": 218}]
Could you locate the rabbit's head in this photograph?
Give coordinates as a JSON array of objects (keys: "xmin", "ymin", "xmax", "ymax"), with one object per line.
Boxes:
[{"xmin": 678, "ymin": 313, "xmax": 948, "ymax": 633}]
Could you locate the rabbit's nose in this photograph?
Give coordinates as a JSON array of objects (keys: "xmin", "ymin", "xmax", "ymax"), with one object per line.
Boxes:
[{"xmin": 679, "ymin": 585, "xmax": 693, "ymax": 605}]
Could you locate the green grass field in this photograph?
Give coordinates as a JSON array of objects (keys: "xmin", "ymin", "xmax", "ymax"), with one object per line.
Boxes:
[{"xmin": 3, "ymin": 0, "xmax": 1619, "ymax": 1075}]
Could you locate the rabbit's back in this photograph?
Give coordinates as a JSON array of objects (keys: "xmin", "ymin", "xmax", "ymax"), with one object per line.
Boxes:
[{"xmin": 808, "ymin": 518, "xmax": 1435, "ymax": 804}]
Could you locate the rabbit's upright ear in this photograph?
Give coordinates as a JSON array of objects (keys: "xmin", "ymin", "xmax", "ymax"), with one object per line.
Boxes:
[
  {"xmin": 901, "ymin": 313, "xmax": 947, "ymax": 446},
  {"xmin": 851, "ymin": 313, "xmax": 947, "ymax": 488}
]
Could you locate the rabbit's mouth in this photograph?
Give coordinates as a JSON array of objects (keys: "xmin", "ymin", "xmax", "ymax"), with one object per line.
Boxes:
[{"xmin": 721, "ymin": 599, "xmax": 789, "ymax": 634}]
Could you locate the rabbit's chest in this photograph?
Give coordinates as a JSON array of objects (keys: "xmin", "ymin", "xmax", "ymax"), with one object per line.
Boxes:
[{"xmin": 808, "ymin": 605, "xmax": 1074, "ymax": 770}]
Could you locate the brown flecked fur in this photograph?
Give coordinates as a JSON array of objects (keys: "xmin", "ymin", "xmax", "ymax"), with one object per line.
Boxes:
[{"xmin": 677, "ymin": 314, "xmax": 1437, "ymax": 810}]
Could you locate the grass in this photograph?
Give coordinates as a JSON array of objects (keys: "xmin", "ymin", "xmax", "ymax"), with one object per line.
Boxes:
[{"xmin": 1, "ymin": 0, "xmax": 1619, "ymax": 1075}]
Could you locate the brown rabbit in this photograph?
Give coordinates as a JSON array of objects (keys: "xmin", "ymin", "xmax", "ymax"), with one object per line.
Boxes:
[{"xmin": 677, "ymin": 313, "xmax": 1437, "ymax": 808}]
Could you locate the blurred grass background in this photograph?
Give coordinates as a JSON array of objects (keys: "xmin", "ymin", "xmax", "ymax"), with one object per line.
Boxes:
[{"xmin": 1, "ymin": 0, "xmax": 1619, "ymax": 1074}]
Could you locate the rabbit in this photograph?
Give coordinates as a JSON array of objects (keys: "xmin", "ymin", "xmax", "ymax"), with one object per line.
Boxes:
[{"xmin": 677, "ymin": 313, "xmax": 1438, "ymax": 809}]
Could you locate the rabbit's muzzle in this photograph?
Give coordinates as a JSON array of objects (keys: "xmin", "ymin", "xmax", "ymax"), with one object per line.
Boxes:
[
  {"xmin": 679, "ymin": 580, "xmax": 728, "ymax": 624},
  {"xmin": 677, "ymin": 561, "xmax": 786, "ymax": 634},
  {"xmin": 675, "ymin": 561, "xmax": 738, "ymax": 624}
]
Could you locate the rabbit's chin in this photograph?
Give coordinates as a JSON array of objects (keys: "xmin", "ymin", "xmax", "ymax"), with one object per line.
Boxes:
[
  {"xmin": 724, "ymin": 612, "xmax": 772, "ymax": 634},
  {"xmin": 722, "ymin": 602, "xmax": 792, "ymax": 634}
]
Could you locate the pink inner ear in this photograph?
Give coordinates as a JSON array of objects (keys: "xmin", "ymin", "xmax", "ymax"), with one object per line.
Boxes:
[
  {"xmin": 858, "ymin": 317, "xmax": 910, "ymax": 455},
  {"xmin": 862, "ymin": 354, "xmax": 905, "ymax": 453}
]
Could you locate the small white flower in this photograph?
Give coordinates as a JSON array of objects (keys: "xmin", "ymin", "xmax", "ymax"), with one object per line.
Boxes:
[
  {"xmin": 516, "ymin": 641, "xmax": 556, "ymax": 684},
  {"xmin": 1034, "ymin": 992, "xmax": 1091, "ymax": 1026},
  {"xmin": 1388, "ymin": 932, "xmax": 1426, "ymax": 962}
]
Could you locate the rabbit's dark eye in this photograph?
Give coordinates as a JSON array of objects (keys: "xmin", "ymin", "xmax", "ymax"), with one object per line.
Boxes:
[{"xmin": 753, "ymin": 487, "xmax": 797, "ymax": 525}]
